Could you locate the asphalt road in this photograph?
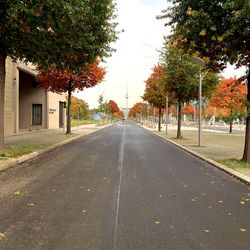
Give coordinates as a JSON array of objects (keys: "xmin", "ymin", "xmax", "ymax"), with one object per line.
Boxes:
[{"xmin": 0, "ymin": 121, "xmax": 250, "ymax": 250}]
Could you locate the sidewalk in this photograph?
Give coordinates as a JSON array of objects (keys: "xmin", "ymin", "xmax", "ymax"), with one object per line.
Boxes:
[
  {"xmin": 0, "ymin": 123, "xmax": 113, "ymax": 171},
  {"xmin": 141, "ymin": 123, "xmax": 250, "ymax": 184}
]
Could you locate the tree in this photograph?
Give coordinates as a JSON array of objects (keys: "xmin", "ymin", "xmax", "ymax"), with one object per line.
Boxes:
[
  {"xmin": 0, "ymin": 0, "xmax": 117, "ymax": 148},
  {"xmin": 210, "ymin": 77, "xmax": 247, "ymax": 133},
  {"xmin": 108, "ymin": 100, "xmax": 123, "ymax": 120},
  {"xmin": 161, "ymin": 0, "xmax": 250, "ymax": 160},
  {"xmin": 142, "ymin": 65, "xmax": 167, "ymax": 132},
  {"xmin": 97, "ymin": 95, "xmax": 107, "ymax": 114},
  {"xmin": 160, "ymin": 43, "xmax": 219, "ymax": 138},
  {"xmin": 182, "ymin": 103, "xmax": 195, "ymax": 120},
  {"xmin": 128, "ymin": 102, "xmax": 147, "ymax": 119},
  {"xmin": 37, "ymin": 62, "xmax": 106, "ymax": 134},
  {"xmin": 70, "ymin": 96, "xmax": 89, "ymax": 120}
]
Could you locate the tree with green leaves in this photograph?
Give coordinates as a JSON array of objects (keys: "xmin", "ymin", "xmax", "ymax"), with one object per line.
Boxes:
[
  {"xmin": 0, "ymin": 0, "xmax": 117, "ymax": 147},
  {"xmin": 160, "ymin": 42, "xmax": 219, "ymax": 138},
  {"xmin": 97, "ymin": 95, "xmax": 108, "ymax": 114},
  {"xmin": 160, "ymin": 0, "xmax": 250, "ymax": 160}
]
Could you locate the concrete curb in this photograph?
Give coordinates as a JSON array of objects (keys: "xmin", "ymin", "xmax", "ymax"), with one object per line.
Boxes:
[
  {"xmin": 142, "ymin": 126, "xmax": 250, "ymax": 185},
  {"xmin": 0, "ymin": 123, "xmax": 114, "ymax": 172}
]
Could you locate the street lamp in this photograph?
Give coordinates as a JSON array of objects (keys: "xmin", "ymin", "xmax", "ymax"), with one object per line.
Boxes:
[{"xmin": 191, "ymin": 56, "xmax": 205, "ymax": 147}]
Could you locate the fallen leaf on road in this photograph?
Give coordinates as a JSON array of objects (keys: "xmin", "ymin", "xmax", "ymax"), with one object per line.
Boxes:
[
  {"xmin": 0, "ymin": 232, "xmax": 5, "ymax": 239},
  {"xmin": 240, "ymin": 228, "xmax": 247, "ymax": 232},
  {"xmin": 14, "ymin": 191, "xmax": 21, "ymax": 196},
  {"xmin": 242, "ymin": 198, "xmax": 250, "ymax": 202}
]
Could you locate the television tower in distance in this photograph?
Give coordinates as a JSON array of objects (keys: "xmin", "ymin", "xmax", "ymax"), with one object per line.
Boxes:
[{"xmin": 126, "ymin": 83, "xmax": 129, "ymax": 109}]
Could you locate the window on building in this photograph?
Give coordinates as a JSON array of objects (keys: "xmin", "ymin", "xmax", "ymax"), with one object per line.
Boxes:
[{"xmin": 32, "ymin": 104, "xmax": 42, "ymax": 125}]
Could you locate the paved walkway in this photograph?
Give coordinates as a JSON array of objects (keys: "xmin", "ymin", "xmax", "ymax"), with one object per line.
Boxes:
[
  {"xmin": 5, "ymin": 124, "xmax": 99, "ymax": 147},
  {"xmin": 0, "ymin": 123, "xmax": 113, "ymax": 171}
]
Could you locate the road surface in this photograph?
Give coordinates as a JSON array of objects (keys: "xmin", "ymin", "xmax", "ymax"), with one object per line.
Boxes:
[{"xmin": 0, "ymin": 121, "xmax": 250, "ymax": 249}]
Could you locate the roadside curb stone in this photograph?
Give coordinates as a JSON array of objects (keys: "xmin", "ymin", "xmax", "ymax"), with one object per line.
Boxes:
[
  {"xmin": 0, "ymin": 123, "xmax": 114, "ymax": 172},
  {"xmin": 142, "ymin": 125, "xmax": 250, "ymax": 185}
]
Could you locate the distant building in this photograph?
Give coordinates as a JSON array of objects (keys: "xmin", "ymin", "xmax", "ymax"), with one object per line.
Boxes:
[
  {"xmin": 121, "ymin": 108, "xmax": 130, "ymax": 118},
  {"xmin": 4, "ymin": 57, "xmax": 66, "ymax": 136}
]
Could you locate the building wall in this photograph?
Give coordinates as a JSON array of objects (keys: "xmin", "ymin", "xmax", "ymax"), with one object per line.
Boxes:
[
  {"xmin": 4, "ymin": 57, "xmax": 66, "ymax": 136},
  {"xmin": 47, "ymin": 92, "xmax": 66, "ymax": 129},
  {"xmin": 19, "ymin": 70, "xmax": 47, "ymax": 130},
  {"xmin": 4, "ymin": 57, "xmax": 16, "ymax": 136}
]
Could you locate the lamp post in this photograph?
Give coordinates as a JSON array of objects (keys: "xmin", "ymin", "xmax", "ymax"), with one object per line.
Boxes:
[
  {"xmin": 165, "ymin": 95, "xmax": 168, "ymax": 134},
  {"xmin": 191, "ymin": 56, "xmax": 205, "ymax": 147}
]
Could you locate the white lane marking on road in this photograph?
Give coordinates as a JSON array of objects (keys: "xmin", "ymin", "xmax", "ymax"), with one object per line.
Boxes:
[{"xmin": 113, "ymin": 127, "xmax": 126, "ymax": 250}]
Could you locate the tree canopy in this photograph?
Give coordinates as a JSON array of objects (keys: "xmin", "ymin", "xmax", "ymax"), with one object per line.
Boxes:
[
  {"xmin": 0, "ymin": 0, "xmax": 117, "ymax": 69},
  {"xmin": 37, "ymin": 61, "xmax": 106, "ymax": 134},
  {"xmin": 160, "ymin": 0, "xmax": 250, "ymax": 161},
  {"xmin": 160, "ymin": 0, "xmax": 249, "ymax": 70},
  {"xmin": 160, "ymin": 42, "xmax": 219, "ymax": 137},
  {"xmin": 70, "ymin": 96, "xmax": 89, "ymax": 120},
  {"xmin": 0, "ymin": 0, "xmax": 118, "ymax": 148},
  {"xmin": 210, "ymin": 77, "xmax": 247, "ymax": 132},
  {"xmin": 142, "ymin": 64, "xmax": 166, "ymax": 109}
]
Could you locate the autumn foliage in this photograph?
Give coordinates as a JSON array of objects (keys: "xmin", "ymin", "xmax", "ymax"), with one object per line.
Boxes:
[
  {"xmin": 37, "ymin": 61, "xmax": 105, "ymax": 133},
  {"xmin": 182, "ymin": 103, "xmax": 195, "ymax": 116},
  {"xmin": 37, "ymin": 62, "xmax": 105, "ymax": 94},
  {"xmin": 143, "ymin": 64, "xmax": 166, "ymax": 131},
  {"xmin": 107, "ymin": 100, "xmax": 124, "ymax": 119},
  {"xmin": 209, "ymin": 77, "xmax": 247, "ymax": 132},
  {"xmin": 129, "ymin": 102, "xmax": 147, "ymax": 118}
]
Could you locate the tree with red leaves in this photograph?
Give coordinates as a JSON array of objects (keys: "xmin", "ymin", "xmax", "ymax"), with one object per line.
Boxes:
[
  {"xmin": 129, "ymin": 102, "xmax": 147, "ymax": 118},
  {"xmin": 107, "ymin": 100, "xmax": 123, "ymax": 120},
  {"xmin": 210, "ymin": 77, "xmax": 247, "ymax": 133},
  {"xmin": 143, "ymin": 64, "xmax": 167, "ymax": 132},
  {"xmin": 37, "ymin": 62, "xmax": 105, "ymax": 134}
]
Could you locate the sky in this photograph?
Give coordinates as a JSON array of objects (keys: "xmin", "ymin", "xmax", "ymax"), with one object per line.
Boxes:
[{"xmin": 75, "ymin": 0, "xmax": 247, "ymax": 110}]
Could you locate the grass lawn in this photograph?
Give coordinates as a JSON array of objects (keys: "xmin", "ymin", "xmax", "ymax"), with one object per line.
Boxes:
[
  {"xmin": 0, "ymin": 144, "xmax": 50, "ymax": 160},
  {"xmin": 71, "ymin": 119, "xmax": 96, "ymax": 127},
  {"xmin": 157, "ymin": 129, "xmax": 250, "ymax": 177}
]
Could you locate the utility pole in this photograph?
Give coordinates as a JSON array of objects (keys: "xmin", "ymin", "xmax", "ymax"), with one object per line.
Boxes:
[
  {"xmin": 191, "ymin": 56, "xmax": 206, "ymax": 147},
  {"xmin": 165, "ymin": 95, "xmax": 168, "ymax": 134}
]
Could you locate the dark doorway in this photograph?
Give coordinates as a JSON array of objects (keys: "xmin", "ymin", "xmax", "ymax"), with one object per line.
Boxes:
[{"xmin": 59, "ymin": 102, "xmax": 65, "ymax": 128}]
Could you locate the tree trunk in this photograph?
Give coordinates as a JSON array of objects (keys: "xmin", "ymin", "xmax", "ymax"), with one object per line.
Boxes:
[
  {"xmin": 66, "ymin": 80, "xmax": 72, "ymax": 134},
  {"xmin": 0, "ymin": 52, "xmax": 6, "ymax": 149},
  {"xmin": 229, "ymin": 120, "xmax": 233, "ymax": 134},
  {"xmin": 177, "ymin": 103, "xmax": 182, "ymax": 138},
  {"xmin": 158, "ymin": 107, "xmax": 161, "ymax": 132},
  {"xmin": 229, "ymin": 109, "xmax": 233, "ymax": 133},
  {"xmin": 242, "ymin": 66, "xmax": 250, "ymax": 162}
]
